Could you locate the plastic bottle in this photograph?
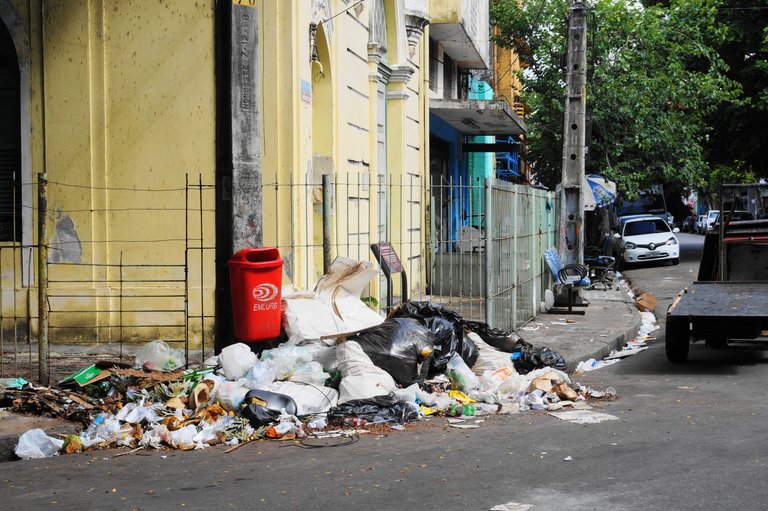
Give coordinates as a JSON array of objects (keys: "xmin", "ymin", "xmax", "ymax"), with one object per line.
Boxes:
[{"xmin": 84, "ymin": 413, "xmax": 106, "ymax": 439}]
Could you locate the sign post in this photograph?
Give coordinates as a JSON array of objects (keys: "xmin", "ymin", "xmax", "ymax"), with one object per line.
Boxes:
[{"xmin": 370, "ymin": 242, "xmax": 408, "ymax": 313}]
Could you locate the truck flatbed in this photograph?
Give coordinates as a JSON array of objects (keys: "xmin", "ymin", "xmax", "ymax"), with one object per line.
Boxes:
[
  {"xmin": 668, "ymin": 282, "xmax": 768, "ymax": 318},
  {"xmin": 666, "ymin": 281, "xmax": 768, "ymax": 363}
]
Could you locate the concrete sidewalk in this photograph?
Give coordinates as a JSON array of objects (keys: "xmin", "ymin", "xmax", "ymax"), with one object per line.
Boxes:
[{"xmin": 515, "ymin": 287, "xmax": 642, "ymax": 372}]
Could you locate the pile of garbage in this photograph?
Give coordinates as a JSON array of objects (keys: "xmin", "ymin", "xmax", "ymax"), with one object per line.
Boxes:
[{"xmin": 6, "ymin": 258, "xmax": 614, "ymax": 460}]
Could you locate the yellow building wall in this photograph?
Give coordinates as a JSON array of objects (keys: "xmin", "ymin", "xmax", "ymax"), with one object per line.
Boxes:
[
  {"xmin": 1, "ymin": 0, "xmax": 429, "ymax": 350},
  {"xmin": 2, "ymin": 0, "xmax": 217, "ymax": 347},
  {"xmin": 429, "ymin": 0, "xmax": 461, "ymax": 23},
  {"xmin": 260, "ymin": 0, "xmax": 429, "ymax": 309},
  {"xmin": 493, "ymin": 39, "xmax": 525, "ymax": 118}
]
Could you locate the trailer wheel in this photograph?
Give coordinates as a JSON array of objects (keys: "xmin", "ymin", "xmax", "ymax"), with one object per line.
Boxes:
[{"xmin": 666, "ymin": 317, "xmax": 690, "ymax": 363}]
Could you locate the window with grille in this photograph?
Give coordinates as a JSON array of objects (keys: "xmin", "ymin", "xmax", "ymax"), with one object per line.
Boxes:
[
  {"xmin": 429, "ymin": 38, "xmax": 437, "ymax": 91},
  {"xmin": 443, "ymin": 53, "xmax": 453, "ymax": 99}
]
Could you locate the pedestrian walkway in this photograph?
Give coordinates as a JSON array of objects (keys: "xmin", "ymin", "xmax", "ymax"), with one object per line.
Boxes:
[{"xmin": 516, "ymin": 288, "xmax": 642, "ymax": 372}]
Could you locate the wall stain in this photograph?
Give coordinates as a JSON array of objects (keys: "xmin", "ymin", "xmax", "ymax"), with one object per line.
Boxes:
[{"xmin": 50, "ymin": 215, "xmax": 82, "ymax": 263}]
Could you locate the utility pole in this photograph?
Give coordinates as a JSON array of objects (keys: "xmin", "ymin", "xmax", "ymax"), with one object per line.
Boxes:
[{"xmin": 559, "ymin": 0, "xmax": 588, "ymax": 265}]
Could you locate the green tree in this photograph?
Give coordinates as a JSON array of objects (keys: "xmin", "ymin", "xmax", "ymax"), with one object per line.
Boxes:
[
  {"xmin": 491, "ymin": 0, "xmax": 739, "ymax": 192},
  {"xmin": 708, "ymin": 160, "xmax": 755, "ymax": 190},
  {"xmin": 703, "ymin": 0, "xmax": 768, "ymax": 179}
]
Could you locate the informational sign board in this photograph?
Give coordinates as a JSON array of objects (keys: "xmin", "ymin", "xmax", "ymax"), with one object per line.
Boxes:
[{"xmin": 373, "ymin": 242, "xmax": 402, "ymax": 275}]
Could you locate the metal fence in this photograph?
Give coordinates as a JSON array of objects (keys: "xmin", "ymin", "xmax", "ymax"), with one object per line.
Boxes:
[
  {"xmin": 0, "ymin": 174, "xmax": 214, "ymax": 383},
  {"xmin": 1, "ymin": 170, "xmax": 557, "ymax": 382},
  {"xmin": 263, "ymin": 172, "xmax": 558, "ymax": 330}
]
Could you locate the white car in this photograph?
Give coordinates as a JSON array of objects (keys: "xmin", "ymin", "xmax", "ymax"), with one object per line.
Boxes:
[
  {"xmin": 613, "ymin": 216, "xmax": 680, "ymax": 266},
  {"xmin": 704, "ymin": 210, "xmax": 719, "ymax": 232}
]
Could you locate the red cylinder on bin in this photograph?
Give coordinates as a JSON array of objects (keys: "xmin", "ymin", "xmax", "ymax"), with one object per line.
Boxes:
[{"xmin": 228, "ymin": 247, "xmax": 284, "ymax": 342}]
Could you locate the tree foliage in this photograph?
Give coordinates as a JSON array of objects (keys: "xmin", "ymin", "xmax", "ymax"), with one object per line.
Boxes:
[{"xmin": 491, "ymin": 0, "xmax": 740, "ymax": 192}]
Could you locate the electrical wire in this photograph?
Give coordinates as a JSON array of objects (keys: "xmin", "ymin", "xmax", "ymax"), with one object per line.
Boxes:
[
  {"xmin": 320, "ymin": 0, "xmax": 366, "ymax": 25},
  {"xmin": 290, "ymin": 433, "xmax": 361, "ymax": 449}
]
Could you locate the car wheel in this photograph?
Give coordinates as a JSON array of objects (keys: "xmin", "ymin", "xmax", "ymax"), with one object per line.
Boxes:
[
  {"xmin": 666, "ymin": 317, "xmax": 690, "ymax": 363},
  {"xmin": 671, "ymin": 258, "xmax": 680, "ymax": 266}
]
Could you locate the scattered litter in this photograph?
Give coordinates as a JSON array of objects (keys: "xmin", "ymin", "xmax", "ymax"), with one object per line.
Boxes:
[
  {"xmin": 563, "ymin": 455, "xmax": 573, "ymax": 461},
  {"xmin": 575, "ymin": 358, "xmax": 619, "ymax": 372},
  {"xmin": 605, "ymin": 346, "xmax": 649, "ymax": 360},
  {"xmin": 3, "ymin": 269, "xmax": 623, "ymax": 460},
  {"xmin": 490, "ymin": 503, "xmax": 532, "ymax": 511},
  {"xmin": 548, "ymin": 410, "xmax": 620, "ymax": 424}
]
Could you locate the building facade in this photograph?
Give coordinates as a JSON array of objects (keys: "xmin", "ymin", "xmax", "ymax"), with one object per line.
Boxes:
[{"xmin": 0, "ymin": 0, "xmax": 430, "ymax": 360}]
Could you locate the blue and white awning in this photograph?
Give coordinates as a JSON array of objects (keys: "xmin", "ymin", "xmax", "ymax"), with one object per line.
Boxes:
[{"xmin": 584, "ymin": 174, "xmax": 617, "ymax": 211}]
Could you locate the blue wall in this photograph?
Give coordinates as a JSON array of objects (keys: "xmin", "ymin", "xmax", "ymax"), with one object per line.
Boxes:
[{"xmin": 430, "ymin": 112, "xmax": 466, "ymax": 244}]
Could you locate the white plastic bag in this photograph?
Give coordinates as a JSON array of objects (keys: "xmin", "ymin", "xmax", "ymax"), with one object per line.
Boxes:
[
  {"xmin": 288, "ymin": 361, "xmax": 329, "ymax": 386},
  {"xmin": 393, "ymin": 383, "xmax": 419, "ymax": 403},
  {"xmin": 446, "ymin": 353, "xmax": 481, "ymax": 391},
  {"xmin": 218, "ymin": 343, "xmax": 258, "ymax": 380},
  {"xmin": 134, "ymin": 340, "xmax": 185, "ymax": 372},
  {"xmin": 337, "ymin": 341, "xmax": 397, "ymax": 403},
  {"xmin": 466, "ymin": 331, "xmax": 517, "ymax": 376},
  {"xmin": 215, "ymin": 381, "xmax": 249, "ymax": 411},
  {"xmin": 15, "ymin": 429, "xmax": 64, "ymax": 459},
  {"xmin": 292, "ymin": 339, "xmax": 339, "ymax": 372},
  {"xmin": 239, "ymin": 359, "xmax": 277, "ymax": 389},
  {"xmin": 259, "ymin": 345, "xmax": 313, "ymax": 380},
  {"xmin": 169, "ymin": 425, "xmax": 198, "ymax": 449}
]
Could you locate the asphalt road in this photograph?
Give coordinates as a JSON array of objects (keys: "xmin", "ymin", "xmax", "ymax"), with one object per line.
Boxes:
[{"xmin": 3, "ymin": 232, "xmax": 768, "ymax": 510}]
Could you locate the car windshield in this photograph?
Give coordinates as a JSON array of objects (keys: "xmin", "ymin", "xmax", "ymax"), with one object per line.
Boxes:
[
  {"xmin": 624, "ymin": 219, "xmax": 671, "ymax": 236},
  {"xmin": 708, "ymin": 211, "xmax": 719, "ymax": 219}
]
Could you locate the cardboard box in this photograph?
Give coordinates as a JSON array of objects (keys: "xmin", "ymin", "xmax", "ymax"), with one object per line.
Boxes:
[{"xmin": 634, "ymin": 292, "xmax": 656, "ymax": 312}]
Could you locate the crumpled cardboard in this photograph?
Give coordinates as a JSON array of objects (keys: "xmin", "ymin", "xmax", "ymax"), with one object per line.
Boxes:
[{"xmin": 634, "ymin": 292, "xmax": 656, "ymax": 312}]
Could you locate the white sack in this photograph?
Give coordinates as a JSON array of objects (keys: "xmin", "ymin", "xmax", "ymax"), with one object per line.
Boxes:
[
  {"xmin": 282, "ymin": 257, "xmax": 384, "ymax": 341},
  {"xmin": 337, "ymin": 341, "xmax": 397, "ymax": 403}
]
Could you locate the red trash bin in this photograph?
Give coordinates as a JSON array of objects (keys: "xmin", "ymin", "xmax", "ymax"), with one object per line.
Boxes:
[{"xmin": 228, "ymin": 247, "xmax": 284, "ymax": 342}]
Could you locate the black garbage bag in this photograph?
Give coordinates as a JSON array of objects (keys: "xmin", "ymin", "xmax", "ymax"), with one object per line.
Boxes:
[
  {"xmin": 463, "ymin": 321, "xmax": 521, "ymax": 353},
  {"xmin": 390, "ymin": 301, "xmax": 478, "ymax": 373},
  {"xmin": 511, "ymin": 340, "xmax": 568, "ymax": 374},
  {"xmin": 352, "ymin": 318, "xmax": 435, "ymax": 386},
  {"xmin": 329, "ymin": 395, "xmax": 420, "ymax": 424}
]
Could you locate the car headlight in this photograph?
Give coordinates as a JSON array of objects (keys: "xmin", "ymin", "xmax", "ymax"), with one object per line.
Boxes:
[
  {"xmin": 624, "ymin": 242, "xmax": 636, "ymax": 249},
  {"xmin": 666, "ymin": 237, "xmax": 678, "ymax": 245}
]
